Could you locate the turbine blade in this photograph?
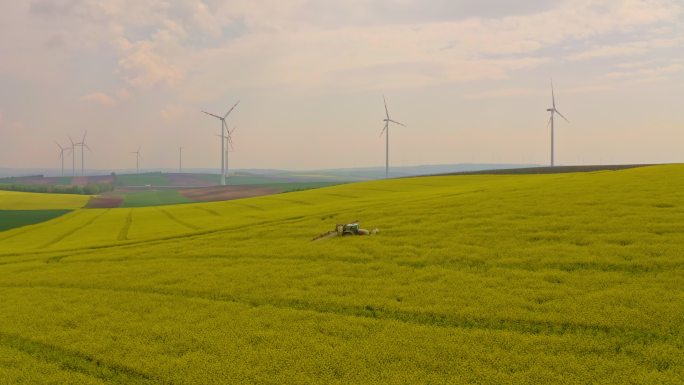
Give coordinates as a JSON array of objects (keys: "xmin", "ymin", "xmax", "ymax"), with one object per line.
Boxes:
[
  {"xmin": 380, "ymin": 122, "xmax": 388, "ymax": 137},
  {"xmin": 223, "ymin": 101, "xmax": 240, "ymax": 119},
  {"xmin": 551, "ymin": 79, "xmax": 556, "ymax": 109},
  {"xmin": 547, "ymin": 115, "xmax": 553, "ymax": 127},
  {"xmin": 388, "ymin": 119, "xmax": 405, "ymax": 127},
  {"xmin": 68, "ymin": 135, "xmax": 74, "ymax": 145},
  {"xmin": 383, "ymin": 95, "xmax": 389, "ymax": 120},
  {"xmin": 55, "ymin": 141, "xmax": 63, "ymax": 150},
  {"xmin": 82, "ymin": 131, "xmax": 87, "ymax": 142},
  {"xmin": 555, "ymin": 110, "xmax": 569, "ymax": 123},
  {"xmin": 202, "ymin": 111, "xmax": 223, "ymax": 119}
]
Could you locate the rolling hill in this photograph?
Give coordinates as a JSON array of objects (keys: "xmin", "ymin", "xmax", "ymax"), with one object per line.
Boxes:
[{"xmin": 0, "ymin": 165, "xmax": 682, "ymax": 383}]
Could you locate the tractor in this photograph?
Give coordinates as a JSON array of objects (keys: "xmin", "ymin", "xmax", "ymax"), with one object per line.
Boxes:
[{"xmin": 312, "ymin": 221, "xmax": 378, "ymax": 241}]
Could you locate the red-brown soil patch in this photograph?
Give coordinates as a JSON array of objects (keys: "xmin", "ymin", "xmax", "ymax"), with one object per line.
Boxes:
[
  {"xmin": 71, "ymin": 176, "xmax": 115, "ymax": 186},
  {"xmin": 86, "ymin": 195, "xmax": 124, "ymax": 208},
  {"xmin": 180, "ymin": 185, "xmax": 282, "ymax": 202},
  {"xmin": 70, "ymin": 176, "xmax": 90, "ymax": 186}
]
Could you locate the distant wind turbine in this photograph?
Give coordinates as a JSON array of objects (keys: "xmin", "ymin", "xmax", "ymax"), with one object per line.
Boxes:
[
  {"xmin": 547, "ymin": 80, "xmax": 569, "ymax": 167},
  {"xmin": 202, "ymin": 101, "xmax": 240, "ymax": 185},
  {"xmin": 73, "ymin": 131, "xmax": 91, "ymax": 176},
  {"xmin": 130, "ymin": 146, "xmax": 142, "ymax": 174},
  {"xmin": 178, "ymin": 146, "xmax": 183, "ymax": 173},
  {"xmin": 68, "ymin": 135, "xmax": 76, "ymax": 176},
  {"xmin": 55, "ymin": 142, "xmax": 71, "ymax": 177},
  {"xmin": 216, "ymin": 126, "xmax": 236, "ymax": 183},
  {"xmin": 380, "ymin": 96, "xmax": 406, "ymax": 178}
]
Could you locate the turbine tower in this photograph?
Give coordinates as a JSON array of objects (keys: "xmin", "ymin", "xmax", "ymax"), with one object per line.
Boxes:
[
  {"xmin": 68, "ymin": 135, "xmax": 76, "ymax": 176},
  {"xmin": 130, "ymin": 146, "xmax": 142, "ymax": 174},
  {"xmin": 55, "ymin": 142, "xmax": 71, "ymax": 177},
  {"xmin": 73, "ymin": 131, "xmax": 90, "ymax": 176},
  {"xmin": 217, "ymin": 126, "xmax": 236, "ymax": 183},
  {"xmin": 202, "ymin": 101, "xmax": 240, "ymax": 185},
  {"xmin": 178, "ymin": 146, "xmax": 183, "ymax": 173},
  {"xmin": 547, "ymin": 80, "xmax": 569, "ymax": 167},
  {"xmin": 380, "ymin": 96, "xmax": 406, "ymax": 178}
]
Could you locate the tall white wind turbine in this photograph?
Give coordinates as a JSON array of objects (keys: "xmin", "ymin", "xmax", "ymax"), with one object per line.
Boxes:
[
  {"xmin": 55, "ymin": 142, "xmax": 71, "ymax": 177},
  {"xmin": 202, "ymin": 101, "xmax": 240, "ymax": 185},
  {"xmin": 380, "ymin": 96, "xmax": 406, "ymax": 178},
  {"xmin": 68, "ymin": 135, "xmax": 76, "ymax": 176},
  {"xmin": 217, "ymin": 126, "xmax": 236, "ymax": 183},
  {"xmin": 130, "ymin": 146, "xmax": 142, "ymax": 174},
  {"xmin": 179, "ymin": 146, "xmax": 183, "ymax": 173},
  {"xmin": 73, "ymin": 131, "xmax": 91, "ymax": 176},
  {"xmin": 547, "ymin": 81, "xmax": 569, "ymax": 167}
]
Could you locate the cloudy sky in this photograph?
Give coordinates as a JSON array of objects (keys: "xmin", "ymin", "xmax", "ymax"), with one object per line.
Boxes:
[{"xmin": 0, "ymin": 0, "xmax": 682, "ymax": 171}]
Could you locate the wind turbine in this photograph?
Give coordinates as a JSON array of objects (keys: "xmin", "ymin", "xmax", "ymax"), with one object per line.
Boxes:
[
  {"xmin": 55, "ymin": 142, "xmax": 71, "ymax": 177},
  {"xmin": 202, "ymin": 101, "xmax": 240, "ymax": 185},
  {"xmin": 380, "ymin": 96, "xmax": 406, "ymax": 178},
  {"xmin": 68, "ymin": 135, "xmax": 76, "ymax": 176},
  {"xmin": 216, "ymin": 126, "xmax": 236, "ymax": 183},
  {"xmin": 73, "ymin": 131, "xmax": 90, "ymax": 176},
  {"xmin": 130, "ymin": 146, "xmax": 142, "ymax": 174},
  {"xmin": 547, "ymin": 80, "xmax": 569, "ymax": 167},
  {"xmin": 178, "ymin": 146, "xmax": 183, "ymax": 173}
]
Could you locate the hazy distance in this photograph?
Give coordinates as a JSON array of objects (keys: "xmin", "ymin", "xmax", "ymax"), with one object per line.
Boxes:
[{"xmin": 1, "ymin": 0, "xmax": 682, "ymax": 171}]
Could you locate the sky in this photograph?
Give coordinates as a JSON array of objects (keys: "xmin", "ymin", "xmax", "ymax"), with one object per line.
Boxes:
[{"xmin": 0, "ymin": 0, "xmax": 683, "ymax": 171}]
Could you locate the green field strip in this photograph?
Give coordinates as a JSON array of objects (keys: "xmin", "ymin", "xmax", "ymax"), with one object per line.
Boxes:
[
  {"xmin": 0, "ymin": 208, "xmax": 83, "ymax": 243},
  {"xmin": 0, "ymin": 331, "xmax": 154, "ymax": 384},
  {"xmin": 0, "ymin": 210, "xmax": 71, "ymax": 232}
]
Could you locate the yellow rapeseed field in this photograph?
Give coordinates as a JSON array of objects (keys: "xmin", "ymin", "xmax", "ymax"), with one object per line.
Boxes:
[
  {"xmin": 0, "ymin": 190, "xmax": 90, "ymax": 210},
  {"xmin": 0, "ymin": 165, "xmax": 683, "ymax": 384}
]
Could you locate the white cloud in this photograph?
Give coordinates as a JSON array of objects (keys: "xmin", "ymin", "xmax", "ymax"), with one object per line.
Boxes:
[
  {"xmin": 568, "ymin": 38, "xmax": 680, "ymax": 60},
  {"xmin": 606, "ymin": 63, "xmax": 684, "ymax": 81},
  {"xmin": 160, "ymin": 105, "xmax": 187, "ymax": 122},
  {"xmin": 81, "ymin": 92, "xmax": 116, "ymax": 106},
  {"xmin": 465, "ymin": 88, "xmax": 542, "ymax": 100}
]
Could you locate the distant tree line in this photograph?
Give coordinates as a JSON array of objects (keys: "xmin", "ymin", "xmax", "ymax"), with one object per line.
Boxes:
[{"xmin": 0, "ymin": 183, "xmax": 114, "ymax": 195}]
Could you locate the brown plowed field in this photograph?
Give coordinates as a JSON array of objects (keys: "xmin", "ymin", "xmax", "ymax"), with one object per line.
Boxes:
[
  {"xmin": 70, "ymin": 176, "xmax": 115, "ymax": 186},
  {"xmin": 180, "ymin": 185, "xmax": 282, "ymax": 202},
  {"xmin": 86, "ymin": 195, "xmax": 124, "ymax": 208}
]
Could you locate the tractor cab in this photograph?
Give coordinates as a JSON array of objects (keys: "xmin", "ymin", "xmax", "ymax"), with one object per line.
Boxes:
[{"xmin": 343, "ymin": 223, "xmax": 360, "ymax": 235}]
